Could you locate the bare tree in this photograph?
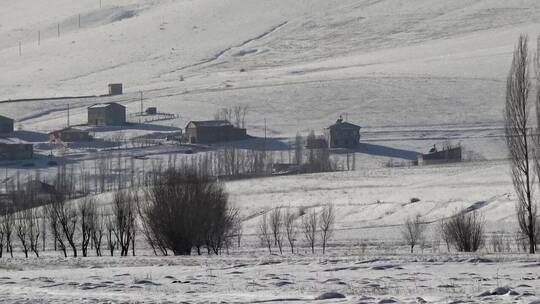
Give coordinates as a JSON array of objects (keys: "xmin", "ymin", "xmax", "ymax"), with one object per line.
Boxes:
[
  {"xmin": 269, "ymin": 207, "xmax": 284, "ymax": 254},
  {"xmin": 53, "ymin": 198, "xmax": 78, "ymax": 257},
  {"xmin": 15, "ymin": 211, "xmax": 30, "ymax": 258},
  {"xmin": 1, "ymin": 211, "xmax": 14, "ymax": 257},
  {"xmin": 90, "ymin": 207, "xmax": 105, "ymax": 257},
  {"xmin": 319, "ymin": 203, "xmax": 335, "ymax": 254},
  {"xmin": 28, "ymin": 209, "xmax": 41, "ymax": 258},
  {"xmin": 302, "ymin": 210, "xmax": 318, "ymax": 254},
  {"xmin": 45, "ymin": 202, "xmax": 67, "ymax": 257},
  {"xmin": 106, "ymin": 216, "xmax": 117, "ymax": 256},
  {"xmin": 0, "ymin": 218, "xmax": 5, "ymax": 258},
  {"xmin": 505, "ymin": 34, "xmax": 537, "ymax": 254},
  {"xmin": 79, "ymin": 198, "xmax": 95, "ymax": 257},
  {"xmin": 284, "ymin": 208, "xmax": 298, "ymax": 253},
  {"xmin": 258, "ymin": 213, "xmax": 272, "ymax": 253},
  {"xmin": 401, "ymin": 214, "xmax": 425, "ymax": 253},
  {"xmin": 112, "ymin": 191, "xmax": 135, "ymax": 257},
  {"xmin": 294, "ymin": 133, "xmax": 304, "ymax": 165}
]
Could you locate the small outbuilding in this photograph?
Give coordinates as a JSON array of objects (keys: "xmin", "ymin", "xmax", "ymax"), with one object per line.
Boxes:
[
  {"xmin": 418, "ymin": 144, "xmax": 462, "ymax": 165},
  {"xmin": 49, "ymin": 127, "xmax": 92, "ymax": 142},
  {"xmin": 0, "ymin": 140, "xmax": 33, "ymax": 161},
  {"xmin": 0, "ymin": 115, "xmax": 14, "ymax": 134},
  {"xmin": 185, "ymin": 120, "xmax": 248, "ymax": 144},
  {"xmin": 145, "ymin": 107, "xmax": 157, "ymax": 115},
  {"xmin": 324, "ymin": 117, "xmax": 361, "ymax": 149},
  {"xmin": 108, "ymin": 83, "xmax": 123, "ymax": 95},
  {"xmin": 88, "ymin": 102, "xmax": 126, "ymax": 126}
]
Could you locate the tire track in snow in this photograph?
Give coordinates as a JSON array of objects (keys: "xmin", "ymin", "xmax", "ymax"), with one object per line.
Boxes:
[{"xmin": 165, "ymin": 21, "xmax": 288, "ymax": 74}]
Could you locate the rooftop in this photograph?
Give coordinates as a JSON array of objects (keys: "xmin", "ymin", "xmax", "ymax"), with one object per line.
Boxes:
[
  {"xmin": 327, "ymin": 118, "xmax": 361, "ymax": 130},
  {"xmin": 187, "ymin": 120, "xmax": 234, "ymax": 128},
  {"xmin": 88, "ymin": 102, "xmax": 125, "ymax": 109}
]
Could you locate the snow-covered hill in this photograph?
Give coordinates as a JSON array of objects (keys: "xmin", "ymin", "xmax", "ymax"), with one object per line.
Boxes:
[{"xmin": 2, "ymin": 0, "xmax": 540, "ymax": 137}]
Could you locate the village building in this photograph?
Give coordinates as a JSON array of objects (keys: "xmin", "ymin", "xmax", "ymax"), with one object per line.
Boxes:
[
  {"xmin": 88, "ymin": 102, "xmax": 126, "ymax": 126},
  {"xmin": 185, "ymin": 120, "xmax": 248, "ymax": 144},
  {"xmin": 108, "ymin": 83, "xmax": 123, "ymax": 95},
  {"xmin": 0, "ymin": 140, "xmax": 33, "ymax": 161},
  {"xmin": 49, "ymin": 127, "xmax": 92, "ymax": 142},
  {"xmin": 324, "ymin": 117, "xmax": 361, "ymax": 149},
  {"xmin": 417, "ymin": 144, "xmax": 462, "ymax": 165},
  {"xmin": 0, "ymin": 115, "xmax": 14, "ymax": 133},
  {"xmin": 145, "ymin": 107, "xmax": 157, "ymax": 115}
]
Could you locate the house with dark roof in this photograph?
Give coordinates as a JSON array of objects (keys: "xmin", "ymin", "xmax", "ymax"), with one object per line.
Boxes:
[
  {"xmin": 49, "ymin": 127, "xmax": 92, "ymax": 142},
  {"xmin": 185, "ymin": 120, "xmax": 248, "ymax": 144},
  {"xmin": 88, "ymin": 102, "xmax": 126, "ymax": 126},
  {"xmin": 0, "ymin": 115, "xmax": 14, "ymax": 133},
  {"xmin": 324, "ymin": 117, "xmax": 361, "ymax": 149}
]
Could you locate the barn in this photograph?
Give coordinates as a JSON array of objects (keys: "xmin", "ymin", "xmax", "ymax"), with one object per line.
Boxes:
[
  {"xmin": 185, "ymin": 120, "xmax": 248, "ymax": 144},
  {"xmin": 88, "ymin": 102, "xmax": 126, "ymax": 126}
]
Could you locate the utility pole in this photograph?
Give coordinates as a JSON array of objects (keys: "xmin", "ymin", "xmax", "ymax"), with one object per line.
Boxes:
[
  {"xmin": 57, "ymin": 23, "xmax": 60, "ymax": 38},
  {"xmin": 67, "ymin": 103, "xmax": 70, "ymax": 127},
  {"xmin": 78, "ymin": 14, "xmax": 81, "ymax": 28},
  {"xmin": 140, "ymin": 91, "xmax": 144, "ymax": 115},
  {"xmin": 18, "ymin": 41, "xmax": 21, "ymax": 56},
  {"xmin": 38, "ymin": 31, "xmax": 41, "ymax": 46},
  {"xmin": 264, "ymin": 118, "xmax": 267, "ymax": 151}
]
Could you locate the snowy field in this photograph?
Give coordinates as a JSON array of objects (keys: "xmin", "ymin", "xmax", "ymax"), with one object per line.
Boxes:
[
  {"xmin": 3, "ymin": 0, "xmax": 540, "ymax": 302},
  {"xmin": 2, "ymin": 252, "xmax": 540, "ymax": 303}
]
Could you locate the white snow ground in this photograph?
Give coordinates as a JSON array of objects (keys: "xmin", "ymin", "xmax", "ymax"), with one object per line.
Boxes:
[{"xmin": 2, "ymin": 0, "xmax": 540, "ymax": 302}]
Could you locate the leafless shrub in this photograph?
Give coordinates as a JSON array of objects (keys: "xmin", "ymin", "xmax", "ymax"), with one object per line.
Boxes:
[
  {"xmin": 489, "ymin": 233, "xmax": 506, "ymax": 253},
  {"xmin": 402, "ymin": 214, "xmax": 425, "ymax": 253},
  {"xmin": 440, "ymin": 210, "xmax": 485, "ymax": 252},
  {"xmin": 302, "ymin": 209, "xmax": 318, "ymax": 254},
  {"xmin": 319, "ymin": 203, "xmax": 335, "ymax": 254},
  {"xmin": 142, "ymin": 167, "xmax": 235, "ymax": 255}
]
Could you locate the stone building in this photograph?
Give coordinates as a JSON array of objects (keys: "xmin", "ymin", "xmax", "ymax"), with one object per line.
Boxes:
[
  {"xmin": 324, "ymin": 117, "xmax": 361, "ymax": 149},
  {"xmin": 185, "ymin": 120, "xmax": 248, "ymax": 144},
  {"xmin": 88, "ymin": 102, "xmax": 126, "ymax": 126},
  {"xmin": 0, "ymin": 115, "xmax": 14, "ymax": 133}
]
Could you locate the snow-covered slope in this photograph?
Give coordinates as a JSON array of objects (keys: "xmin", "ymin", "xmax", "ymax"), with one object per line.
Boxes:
[{"xmin": 2, "ymin": 0, "xmax": 540, "ymax": 137}]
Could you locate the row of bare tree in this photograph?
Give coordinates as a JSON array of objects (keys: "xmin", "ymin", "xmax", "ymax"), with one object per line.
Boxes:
[{"xmin": 258, "ymin": 204, "xmax": 335, "ymax": 255}]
